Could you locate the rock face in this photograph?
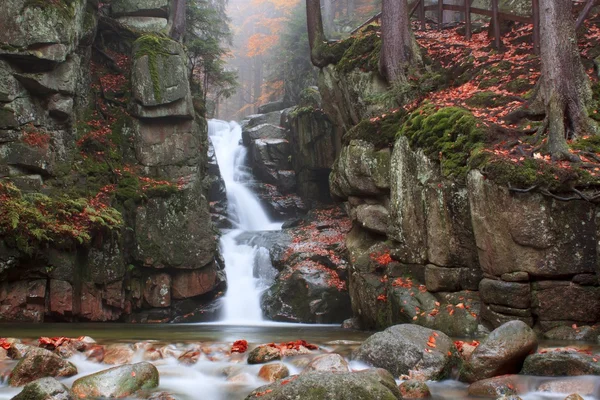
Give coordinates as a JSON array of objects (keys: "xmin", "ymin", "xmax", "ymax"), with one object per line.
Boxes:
[
  {"xmin": 353, "ymin": 324, "xmax": 459, "ymax": 381},
  {"xmin": 0, "ymin": 0, "xmax": 223, "ymax": 322},
  {"xmin": 245, "ymin": 369, "xmax": 402, "ymax": 400},
  {"xmin": 9, "ymin": 348, "xmax": 78, "ymax": 387},
  {"xmin": 71, "ymin": 362, "xmax": 159, "ymax": 398},
  {"xmin": 460, "ymin": 321, "xmax": 538, "ymax": 383}
]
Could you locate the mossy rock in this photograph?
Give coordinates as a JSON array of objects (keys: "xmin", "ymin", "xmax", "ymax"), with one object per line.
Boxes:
[
  {"xmin": 398, "ymin": 104, "xmax": 486, "ymax": 178},
  {"xmin": 335, "ymin": 27, "xmax": 382, "ymax": 74},
  {"xmin": 344, "ymin": 110, "xmax": 406, "ymax": 149}
]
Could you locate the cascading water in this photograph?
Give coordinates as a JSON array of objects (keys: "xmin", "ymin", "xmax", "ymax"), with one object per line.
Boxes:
[{"xmin": 208, "ymin": 120, "xmax": 281, "ymax": 324}]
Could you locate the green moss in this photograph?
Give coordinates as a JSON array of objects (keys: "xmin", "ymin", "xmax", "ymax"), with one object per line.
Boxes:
[
  {"xmin": 0, "ymin": 181, "xmax": 122, "ymax": 255},
  {"xmin": 145, "ymin": 184, "xmax": 179, "ymax": 198},
  {"xmin": 590, "ymin": 82, "xmax": 600, "ymax": 123},
  {"xmin": 289, "ymin": 106, "xmax": 316, "ymax": 119},
  {"xmin": 335, "ymin": 27, "xmax": 381, "ymax": 74},
  {"xmin": 505, "ymin": 78, "xmax": 534, "ymax": 94},
  {"xmin": 398, "ymin": 104, "xmax": 486, "ymax": 178},
  {"xmin": 344, "ymin": 110, "xmax": 407, "ymax": 149},
  {"xmin": 465, "ymin": 91, "xmax": 512, "ymax": 108},
  {"xmin": 134, "ymin": 34, "xmax": 175, "ymax": 103}
]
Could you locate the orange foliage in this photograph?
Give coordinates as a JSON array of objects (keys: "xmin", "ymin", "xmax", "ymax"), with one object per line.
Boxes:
[{"xmin": 231, "ymin": 340, "xmax": 248, "ymax": 353}]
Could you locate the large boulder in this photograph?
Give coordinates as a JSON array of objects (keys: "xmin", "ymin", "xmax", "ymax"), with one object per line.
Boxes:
[
  {"xmin": 330, "ymin": 140, "xmax": 390, "ymax": 199},
  {"xmin": 9, "ymin": 348, "xmax": 77, "ymax": 387},
  {"xmin": 71, "ymin": 362, "xmax": 159, "ymax": 398},
  {"xmin": 353, "ymin": 324, "xmax": 459, "ymax": 381},
  {"xmin": 111, "ymin": 0, "xmax": 169, "ymax": 17},
  {"xmin": 521, "ymin": 351, "xmax": 600, "ymax": 377},
  {"xmin": 242, "ymin": 124, "xmax": 286, "ymax": 146},
  {"xmin": 245, "ymin": 369, "xmax": 401, "ymax": 400},
  {"xmin": 302, "ymin": 354, "xmax": 350, "ymax": 374},
  {"xmin": 261, "ymin": 260, "xmax": 352, "ymax": 324},
  {"xmin": 11, "ymin": 377, "xmax": 73, "ymax": 400},
  {"xmin": 460, "ymin": 320, "xmax": 538, "ymax": 383}
]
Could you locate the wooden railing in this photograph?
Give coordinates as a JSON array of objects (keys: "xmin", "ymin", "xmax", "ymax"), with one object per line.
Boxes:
[{"xmin": 351, "ymin": 0, "xmax": 598, "ymax": 53}]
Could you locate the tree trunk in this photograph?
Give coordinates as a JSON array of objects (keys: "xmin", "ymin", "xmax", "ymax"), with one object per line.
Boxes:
[
  {"xmin": 170, "ymin": 0, "xmax": 186, "ymax": 41},
  {"xmin": 379, "ymin": 0, "xmax": 422, "ymax": 83},
  {"xmin": 535, "ymin": 0, "xmax": 597, "ymax": 159},
  {"xmin": 253, "ymin": 55, "xmax": 263, "ymax": 112},
  {"xmin": 306, "ymin": 0, "xmax": 328, "ymax": 67},
  {"xmin": 323, "ymin": 0, "xmax": 335, "ymax": 37}
]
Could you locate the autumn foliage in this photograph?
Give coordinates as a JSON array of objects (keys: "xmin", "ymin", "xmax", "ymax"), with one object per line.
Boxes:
[{"xmin": 231, "ymin": 340, "xmax": 249, "ymax": 353}]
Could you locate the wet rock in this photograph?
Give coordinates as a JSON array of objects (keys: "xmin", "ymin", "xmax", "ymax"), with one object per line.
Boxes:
[
  {"xmin": 521, "ymin": 351, "xmax": 600, "ymax": 376},
  {"xmin": 245, "ymin": 369, "xmax": 401, "ymax": 400},
  {"xmin": 111, "ymin": 0, "xmax": 169, "ymax": 17},
  {"xmin": 9, "ymin": 348, "xmax": 77, "ymax": 387},
  {"xmin": 7, "ymin": 342, "xmax": 35, "ymax": 360},
  {"xmin": 10, "ymin": 377, "xmax": 73, "ymax": 400},
  {"xmin": 85, "ymin": 345, "xmax": 105, "ymax": 363},
  {"xmin": 398, "ymin": 380, "xmax": 431, "ymax": 398},
  {"xmin": 460, "ymin": 320, "xmax": 538, "ymax": 383},
  {"xmin": 480, "ymin": 279, "xmax": 531, "ymax": 309},
  {"xmin": 48, "ymin": 280, "xmax": 73, "ymax": 317},
  {"xmin": 146, "ymin": 392, "xmax": 178, "ymax": 400},
  {"xmin": 261, "ymin": 259, "xmax": 352, "ymax": 324},
  {"xmin": 353, "ymin": 324, "xmax": 459, "ymax": 381},
  {"xmin": 228, "ymin": 373, "xmax": 254, "ymax": 384},
  {"xmin": 258, "ymin": 101, "xmax": 287, "ymax": 114},
  {"xmin": 467, "ymin": 375, "xmax": 520, "ymax": 398},
  {"xmin": 178, "ymin": 348, "xmax": 201, "ymax": 365},
  {"xmin": 242, "ymin": 124, "xmax": 286, "ymax": 146},
  {"xmin": 102, "ymin": 344, "xmax": 135, "ymax": 365},
  {"xmin": 341, "ymin": 318, "xmax": 362, "ymax": 330},
  {"xmin": 171, "ymin": 264, "xmax": 219, "ymax": 299},
  {"xmin": 71, "ymin": 362, "xmax": 159, "ymax": 398},
  {"xmin": 538, "ymin": 378, "xmax": 596, "ymax": 396},
  {"xmin": 258, "ymin": 363, "xmax": 290, "ymax": 382},
  {"xmin": 563, "ymin": 394, "xmax": 585, "ymax": 400},
  {"xmin": 302, "ymin": 354, "xmax": 350, "ymax": 374},
  {"xmin": 247, "ymin": 345, "xmax": 282, "ymax": 365},
  {"xmin": 544, "ymin": 325, "xmax": 599, "ymax": 341}
]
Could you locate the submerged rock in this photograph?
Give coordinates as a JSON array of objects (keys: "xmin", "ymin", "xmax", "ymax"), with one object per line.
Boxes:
[
  {"xmin": 70, "ymin": 362, "xmax": 159, "ymax": 398},
  {"xmin": 353, "ymin": 324, "xmax": 459, "ymax": 381},
  {"xmin": 10, "ymin": 377, "xmax": 73, "ymax": 400},
  {"xmin": 398, "ymin": 380, "xmax": 431, "ymax": 398},
  {"xmin": 467, "ymin": 375, "xmax": 520, "ymax": 398},
  {"xmin": 245, "ymin": 369, "xmax": 401, "ymax": 400},
  {"xmin": 460, "ymin": 320, "xmax": 537, "ymax": 383},
  {"xmin": 9, "ymin": 348, "xmax": 77, "ymax": 387}
]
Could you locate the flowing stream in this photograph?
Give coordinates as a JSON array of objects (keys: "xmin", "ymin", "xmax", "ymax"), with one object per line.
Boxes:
[{"xmin": 208, "ymin": 120, "xmax": 281, "ymax": 324}]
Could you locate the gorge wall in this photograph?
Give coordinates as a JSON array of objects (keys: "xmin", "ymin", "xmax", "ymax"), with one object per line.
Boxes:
[
  {"xmin": 267, "ymin": 29, "xmax": 600, "ymax": 338},
  {"xmin": 0, "ymin": 0, "xmax": 224, "ymax": 322}
]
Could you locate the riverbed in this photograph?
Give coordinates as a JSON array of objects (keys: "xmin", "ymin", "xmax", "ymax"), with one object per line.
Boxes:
[{"xmin": 1, "ymin": 323, "xmax": 599, "ymax": 400}]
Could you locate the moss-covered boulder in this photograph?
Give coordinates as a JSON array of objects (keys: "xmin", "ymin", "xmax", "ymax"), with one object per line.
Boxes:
[
  {"xmin": 245, "ymin": 369, "xmax": 402, "ymax": 400},
  {"xmin": 111, "ymin": 0, "xmax": 169, "ymax": 17},
  {"xmin": 9, "ymin": 347, "xmax": 77, "ymax": 387},
  {"xmin": 11, "ymin": 377, "xmax": 73, "ymax": 400},
  {"xmin": 71, "ymin": 362, "xmax": 159, "ymax": 398},
  {"xmin": 353, "ymin": 324, "xmax": 459, "ymax": 381}
]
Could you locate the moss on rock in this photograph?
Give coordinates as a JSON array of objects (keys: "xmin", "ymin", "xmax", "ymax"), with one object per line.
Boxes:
[
  {"xmin": 335, "ymin": 27, "xmax": 382, "ymax": 75},
  {"xmin": 133, "ymin": 34, "xmax": 174, "ymax": 103}
]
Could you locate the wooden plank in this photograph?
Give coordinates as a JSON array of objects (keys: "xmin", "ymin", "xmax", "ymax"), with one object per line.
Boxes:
[
  {"xmin": 532, "ymin": 0, "xmax": 540, "ymax": 53},
  {"xmin": 438, "ymin": 0, "xmax": 444, "ymax": 30},
  {"xmin": 409, "ymin": 0, "xmax": 420, "ymax": 17},
  {"xmin": 491, "ymin": 0, "xmax": 501, "ymax": 49},
  {"xmin": 576, "ymin": 0, "xmax": 596, "ymax": 30},
  {"xmin": 465, "ymin": 0, "xmax": 472, "ymax": 39}
]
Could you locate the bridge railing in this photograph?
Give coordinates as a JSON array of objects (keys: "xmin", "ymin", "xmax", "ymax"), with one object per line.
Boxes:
[{"xmin": 350, "ymin": 0, "xmax": 598, "ymax": 53}]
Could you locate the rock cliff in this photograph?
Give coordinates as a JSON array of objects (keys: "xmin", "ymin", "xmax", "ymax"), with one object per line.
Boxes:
[{"xmin": 0, "ymin": 0, "xmax": 224, "ymax": 322}]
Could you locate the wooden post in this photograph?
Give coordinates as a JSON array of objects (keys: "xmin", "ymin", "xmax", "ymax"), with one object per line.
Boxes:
[
  {"xmin": 491, "ymin": 0, "xmax": 501, "ymax": 50},
  {"xmin": 576, "ymin": 0, "xmax": 595, "ymax": 30},
  {"xmin": 532, "ymin": 0, "xmax": 540, "ymax": 54},
  {"xmin": 438, "ymin": 0, "xmax": 444, "ymax": 30},
  {"xmin": 419, "ymin": 0, "xmax": 426, "ymax": 30},
  {"xmin": 465, "ymin": 0, "xmax": 471, "ymax": 39}
]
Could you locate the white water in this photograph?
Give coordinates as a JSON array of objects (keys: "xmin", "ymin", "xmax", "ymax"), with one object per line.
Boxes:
[{"xmin": 208, "ymin": 120, "xmax": 281, "ymax": 324}]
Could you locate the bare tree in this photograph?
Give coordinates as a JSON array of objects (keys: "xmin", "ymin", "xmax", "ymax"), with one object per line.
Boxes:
[
  {"xmin": 534, "ymin": 0, "xmax": 597, "ymax": 159},
  {"xmin": 306, "ymin": 0, "xmax": 328, "ymax": 67},
  {"xmin": 379, "ymin": 0, "xmax": 421, "ymax": 83},
  {"xmin": 170, "ymin": 0, "xmax": 187, "ymax": 41}
]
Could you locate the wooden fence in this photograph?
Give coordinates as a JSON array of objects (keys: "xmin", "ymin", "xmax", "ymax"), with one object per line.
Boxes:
[{"xmin": 351, "ymin": 0, "xmax": 598, "ymax": 53}]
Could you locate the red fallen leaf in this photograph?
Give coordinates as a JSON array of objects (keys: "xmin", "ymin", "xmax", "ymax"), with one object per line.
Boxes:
[
  {"xmin": 39, "ymin": 337, "xmax": 71, "ymax": 349},
  {"xmin": 0, "ymin": 339, "xmax": 10, "ymax": 350},
  {"xmin": 231, "ymin": 340, "xmax": 248, "ymax": 353},
  {"xmin": 377, "ymin": 294, "xmax": 388, "ymax": 302},
  {"xmin": 456, "ymin": 303, "xmax": 465, "ymax": 309},
  {"xmin": 131, "ymin": 371, "xmax": 136, "ymax": 377}
]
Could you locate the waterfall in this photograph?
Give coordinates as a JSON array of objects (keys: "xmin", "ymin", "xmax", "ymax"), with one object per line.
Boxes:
[{"xmin": 208, "ymin": 120, "xmax": 281, "ymax": 324}]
